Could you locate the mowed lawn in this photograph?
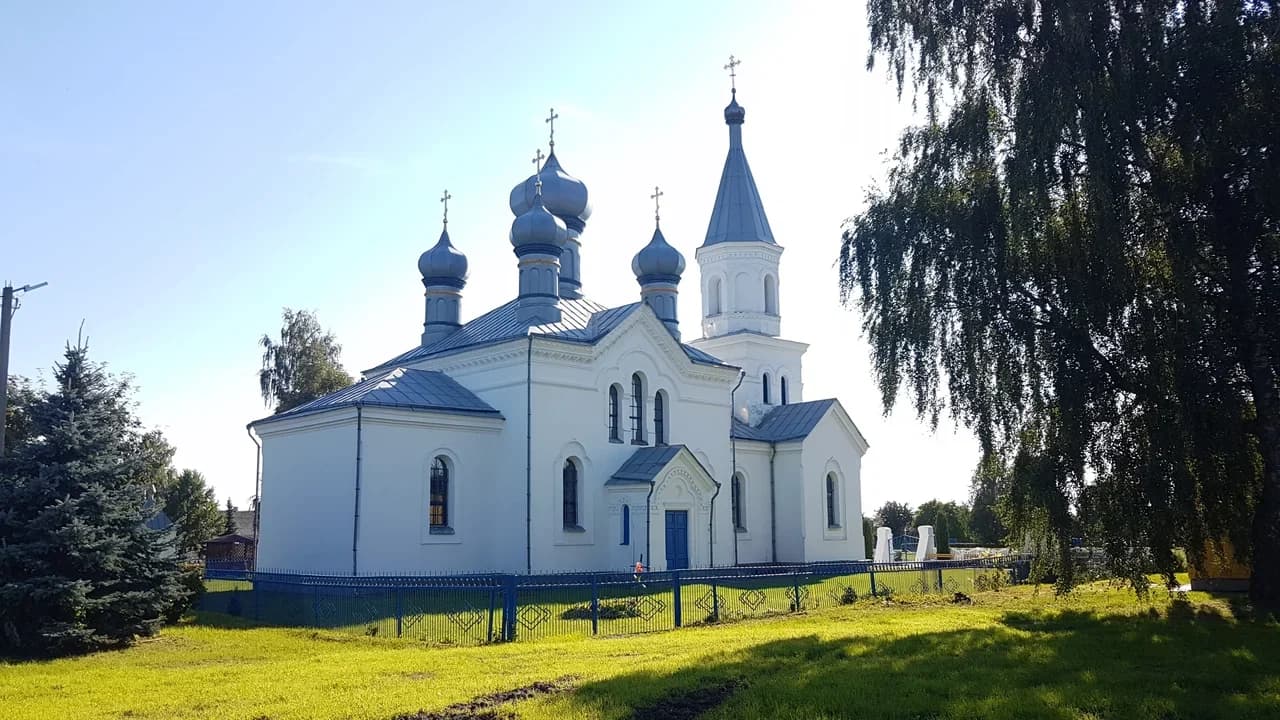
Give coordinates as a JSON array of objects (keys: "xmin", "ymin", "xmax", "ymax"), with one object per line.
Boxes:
[{"xmin": 2, "ymin": 582, "xmax": 1277, "ymax": 720}]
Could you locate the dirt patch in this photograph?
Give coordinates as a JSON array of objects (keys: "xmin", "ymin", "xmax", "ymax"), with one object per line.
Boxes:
[
  {"xmin": 630, "ymin": 679, "xmax": 743, "ymax": 720},
  {"xmin": 392, "ymin": 676, "xmax": 576, "ymax": 720}
]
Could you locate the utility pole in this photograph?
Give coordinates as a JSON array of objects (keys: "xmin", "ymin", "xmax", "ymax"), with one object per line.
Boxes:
[{"xmin": 0, "ymin": 281, "xmax": 49, "ymax": 457}]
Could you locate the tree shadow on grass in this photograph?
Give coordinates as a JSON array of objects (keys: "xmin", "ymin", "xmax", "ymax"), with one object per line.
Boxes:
[{"xmin": 546, "ymin": 606, "xmax": 1280, "ymax": 720}]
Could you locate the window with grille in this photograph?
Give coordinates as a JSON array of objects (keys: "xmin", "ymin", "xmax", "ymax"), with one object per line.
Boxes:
[
  {"xmin": 826, "ymin": 473, "xmax": 840, "ymax": 528},
  {"xmin": 654, "ymin": 391, "xmax": 666, "ymax": 445},
  {"xmin": 608, "ymin": 384, "xmax": 622, "ymax": 441},
  {"xmin": 732, "ymin": 474, "xmax": 745, "ymax": 531},
  {"xmin": 563, "ymin": 460, "xmax": 579, "ymax": 528},
  {"xmin": 429, "ymin": 456, "xmax": 449, "ymax": 528},
  {"xmin": 631, "ymin": 374, "xmax": 645, "ymax": 444}
]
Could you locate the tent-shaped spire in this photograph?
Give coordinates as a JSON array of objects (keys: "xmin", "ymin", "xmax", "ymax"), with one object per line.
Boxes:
[{"xmin": 702, "ymin": 89, "xmax": 775, "ymax": 247}]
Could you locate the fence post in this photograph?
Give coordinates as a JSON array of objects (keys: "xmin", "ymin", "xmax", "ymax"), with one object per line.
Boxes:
[
  {"xmin": 502, "ymin": 574, "xmax": 518, "ymax": 642},
  {"xmin": 394, "ymin": 588, "xmax": 403, "ymax": 638},
  {"xmin": 711, "ymin": 576, "xmax": 720, "ymax": 622},
  {"xmin": 590, "ymin": 577, "xmax": 600, "ymax": 635},
  {"xmin": 486, "ymin": 587, "xmax": 497, "ymax": 643},
  {"xmin": 672, "ymin": 571, "xmax": 682, "ymax": 628},
  {"xmin": 792, "ymin": 570, "xmax": 803, "ymax": 612},
  {"xmin": 936, "ymin": 566, "xmax": 944, "ymax": 593},
  {"xmin": 869, "ymin": 566, "xmax": 878, "ymax": 597}
]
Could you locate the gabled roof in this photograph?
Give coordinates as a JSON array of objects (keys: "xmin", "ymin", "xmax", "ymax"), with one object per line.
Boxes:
[
  {"xmin": 609, "ymin": 445, "xmax": 685, "ymax": 483},
  {"xmin": 731, "ymin": 399, "xmax": 837, "ymax": 443},
  {"xmin": 369, "ymin": 296, "xmax": 728, "ymax": 372},
  {"xmin": 252, "ymin": 367, "xmax": 501, "ymax": 426}
]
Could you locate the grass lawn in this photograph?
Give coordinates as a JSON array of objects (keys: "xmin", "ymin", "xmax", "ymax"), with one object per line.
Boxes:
[{"xmin": 2, "ymin": 581, "xmax": 1277, "ymax": 720}]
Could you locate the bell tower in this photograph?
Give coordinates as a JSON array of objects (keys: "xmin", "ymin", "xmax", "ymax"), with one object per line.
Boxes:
[{"xmin": 689, "ymin": 57, "xmax": 807, "ymax": 423}]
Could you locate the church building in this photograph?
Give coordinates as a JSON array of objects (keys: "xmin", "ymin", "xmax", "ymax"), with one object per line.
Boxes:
[{"xmin": 252, "ymin": 77, "xmax": 869, "ymax": 575}]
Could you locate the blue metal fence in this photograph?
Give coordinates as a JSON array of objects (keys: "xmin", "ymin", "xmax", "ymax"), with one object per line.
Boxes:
[{"xmin": 201, "ymin": 556, "xmax": 1030, "ymax": 645}]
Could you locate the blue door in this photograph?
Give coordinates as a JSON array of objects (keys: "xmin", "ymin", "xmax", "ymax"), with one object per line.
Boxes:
[{"xmin": 665, "ymin": 510, "xmax": 689, "ymax": 570}]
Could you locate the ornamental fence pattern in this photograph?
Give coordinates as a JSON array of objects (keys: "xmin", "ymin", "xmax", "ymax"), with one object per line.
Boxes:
[{"xmin": 200, "ymin": 557, "xmax": 1030, "ymax": 645}]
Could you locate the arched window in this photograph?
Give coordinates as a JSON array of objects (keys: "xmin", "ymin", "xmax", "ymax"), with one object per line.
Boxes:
[
  {"xmin": 764, "ymin": 275, "xmax": 777, "ymax": 314},
  {"xmin": 709, "ymin": 277, "xmax": 723, "ymax": 315},
  {"xmin": 653, "ymin": 391, "xmax": 666, "ymax": 446},
  {"xmin": 608, "ymin": 384, "xmax": 622, "ymax": 441},
  {"xmin": 621, "ymin": 504, "xmax": 630, "ymax": 545},
  {"xmin": 762, "ymin": 373, "xmax": 772, "ymax": 405},
  {"xmin": 781, "ymin": 376, "xmax": 789, "ymax": 405},
  {"xmin": 826, "ymin": 472, "xmax": 840, "ymax": 528},
  {"xmin": 631, "ymin": 373, "xmax": 646, "ymax": 444},
  {"xmin": 563, "ymin": 460, "xmax": 580, "ymax": 528},
  {"xmin": 731, "ymin": 473, "xmax": 745, "ymax": 531},
  {"xmin": 429, "ymin": 456, "xmax": 449, "ymax": 529}
]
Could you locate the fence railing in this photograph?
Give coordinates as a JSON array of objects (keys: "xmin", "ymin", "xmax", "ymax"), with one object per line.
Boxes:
[{"xmin": 200, "ymin": 556, "xmax": 1030, "ymax": 645}]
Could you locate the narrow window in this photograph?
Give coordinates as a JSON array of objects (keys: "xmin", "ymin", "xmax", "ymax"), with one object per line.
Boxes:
[
  {"xmin": 781, "ymin": 376, "xmax": 789, "ymax": 405},
  {"xmin": 621, "ymin": 504, "xmax": 630, "ymax": 545},
  {"xmin": 653, "ymin": 391, "xmax": 666, "ymax": 446},
  {"xmin": 762, "ymin": 373, "xmax": 772, "ymax": 405},
  {"xmin": 731, "ymin": 473, "xmax": 745, "ymax": 531},
  {"xmin": 709, "ymin": 277, "xmax": 722, "ymax": 315},
  {"xmin": 429, "ymin": 456, "xmax": 449, "ymax": 528},
  {"xmin": 826, "ymin": 473, "xmax": 840, "ymax": 528},
  {"xmin": 608, "ymin": 384, "xmax": 622, "ymax": 441},
  {"xmin": 563, "ymin": 460, "xmax": 579, "ymax": 528},
  {"xmin": 764, "ymin": 275, "xmax": 777, "ymax": 314},
  {"xmin": 631, "ymin": 373, "xmax": 645, "ymax": 444}
]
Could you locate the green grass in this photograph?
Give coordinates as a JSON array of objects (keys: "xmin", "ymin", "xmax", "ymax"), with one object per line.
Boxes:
[{"xmin": 3, "ymin": 581, "xmax": 1277, "ymax": 720}]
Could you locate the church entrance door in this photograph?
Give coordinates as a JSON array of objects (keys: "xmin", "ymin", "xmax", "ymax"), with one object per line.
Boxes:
[{"xmin": 665, "ymin": 510, "xmax": 689, "ymax": 570}]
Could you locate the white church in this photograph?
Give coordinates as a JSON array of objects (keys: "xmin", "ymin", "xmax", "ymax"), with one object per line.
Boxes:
[{"xmin": 252, "ymin": 81, "xmax": 869, "ymax": 575}]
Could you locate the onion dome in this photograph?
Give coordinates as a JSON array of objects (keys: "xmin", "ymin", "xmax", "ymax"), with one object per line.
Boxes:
[
  {"xmin": 509, "ymin": 153, "xmax": 592, "ymax": 227},
  {"xmin": 724, "ymin": 89, "xmax": 746, "ymax": 125},
  {"xmin": 418, "ymin": 228, "xmax": 468, "ymax": 287},
  {"xmin": 510, "ymin": 190, "xmax": 568, "ymax": 252},
  {"xmin": 632, "ymin": 226, "xmax": 685, "ymax": 282}
]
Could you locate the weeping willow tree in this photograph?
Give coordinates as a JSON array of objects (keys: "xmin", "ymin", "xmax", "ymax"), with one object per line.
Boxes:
[{"xmin": 840, "ymin": 0, "xmax": 1278, "ymax": 605}]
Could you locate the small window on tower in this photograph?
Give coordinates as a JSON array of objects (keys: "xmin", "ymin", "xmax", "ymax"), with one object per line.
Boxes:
[{"xmin": 762, "ymin": 373, "xmax": 772, "ymax": 405}]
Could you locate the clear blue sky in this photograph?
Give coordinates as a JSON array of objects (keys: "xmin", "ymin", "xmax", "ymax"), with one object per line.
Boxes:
[{"xmin": 2, "ymin": 1, "xmax": 980, "ymax": 513}]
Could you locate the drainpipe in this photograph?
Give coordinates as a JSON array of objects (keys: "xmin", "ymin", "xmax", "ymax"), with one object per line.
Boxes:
[
  {"xmin": 769, "ymin": 443, "xmax": 777, "ymax": 563},
  {"xmin": 352, "ymin": 405, "xmax": 364, "ymax": 576},
  {"xmin": 708, "ymin": 478, "xmax": 722, "ymax": 568},
  {"xmin": 525, "ymin": 335, "xmax": 533, "ymax": 574},
  {"xmin": 644, "ymin": 479, "xmax": 656, "ymax": 570},
  {"xmin": 729, "ymin": 370, "xmax": 745, "ymax": 566},
  {"xmin": 245, "ymin": 424, "xmax": 261, "ymax": 570}
]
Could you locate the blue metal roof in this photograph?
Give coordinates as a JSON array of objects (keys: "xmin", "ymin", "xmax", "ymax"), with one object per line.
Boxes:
[
  {"xmin": 731, "ymin": 399, "xmax": 836, "ymax": 443},
  {"xmin": 609, "ymin": 445, "xmax": 685, "ymax": 483},
  {"xmin": 370, "ymin": 297, "xmax": 729, "ymax": 372},
  {"xmin": 703, "ymin": 97, "xmax": 774, "ymax": 247},
  {"xmin": 253, "ymin": 367, "xmax": 501, "ymax": 426}
]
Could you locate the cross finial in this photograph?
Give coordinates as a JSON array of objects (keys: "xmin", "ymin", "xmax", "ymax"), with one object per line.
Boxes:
[
  {"xmin": 724, "ymin": 54, "xmax": 741, "ymax": 93},
  {"xmin": 532, "ymin": 149, "xmax": 546, "ymax": 193},
  {"xmin": 545, "ymin": 107, "xmax": 559, "ymax": 151},
  {"xmin": 440, "ymin": 189, "xmax": 452, "ymax": 227},
  {"xmin": 650, "ymin": 185, "xmax": 664, "ymax": 228}
]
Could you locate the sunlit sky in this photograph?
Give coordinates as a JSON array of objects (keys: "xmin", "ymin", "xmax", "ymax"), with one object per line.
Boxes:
[{"xmin": 2, "ymin": 1, "xmax": 979, "ymax": 514}]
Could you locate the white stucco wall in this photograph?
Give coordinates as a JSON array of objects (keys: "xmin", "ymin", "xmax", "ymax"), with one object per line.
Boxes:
[{"xmin": 255, "ymin": 412, "xmax": 358, "ymax": 574}]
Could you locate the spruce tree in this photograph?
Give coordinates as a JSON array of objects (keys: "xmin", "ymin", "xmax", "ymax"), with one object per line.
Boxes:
[{"xmin": 0, "ymin": 344, "xmax": 183, "ymax": 657}]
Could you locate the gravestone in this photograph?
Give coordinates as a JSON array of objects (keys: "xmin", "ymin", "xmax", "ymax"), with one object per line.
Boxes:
[
  {"xmin": 874, "ymin": 526, "xmax": 894, "ymax": 563},
  {"xmin": 916, "ymin": 525, "xmax": 937, "ymax": 561}
]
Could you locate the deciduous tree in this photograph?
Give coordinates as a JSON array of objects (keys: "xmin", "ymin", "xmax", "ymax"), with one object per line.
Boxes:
[
  {"xmin": 873, "ymin": 501, "xmax": 914, "ymax": 537},
  {"xmin": 841, "ymin": 0, "xmax": 1278, "ymax": 603},
  {"xmin": 259, "ymin": 308, "xmax": 352, "ymax": 414}
]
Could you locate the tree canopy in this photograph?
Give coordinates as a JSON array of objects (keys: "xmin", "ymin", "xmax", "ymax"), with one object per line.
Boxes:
[
  {"xmin": 841, "ymin": 0, "xmax": 1278, "ymax": 603},
  {"xmin": 874, "ymin": 501, "xmax": 915, "ymax": 537},
  {"xmin": 0, "ymin": 344, "xmax": 184, "ymax": 656},
  {"xmin": 259, "ymin": 308, "xmax": 353, "ymax": 414},
  {"xmin": 163, "ymin": 469, "xmax": 222, "ymax": 558}
]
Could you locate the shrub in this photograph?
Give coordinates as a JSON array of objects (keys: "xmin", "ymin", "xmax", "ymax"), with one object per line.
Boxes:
[{"xmin": 840, "ymin": 587, "xmax": 858, "ymax": 605}]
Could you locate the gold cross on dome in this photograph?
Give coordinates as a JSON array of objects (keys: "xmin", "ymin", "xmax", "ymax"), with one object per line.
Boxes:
[
  {"xmin": 651, "ymin": 185, "xmax": 664, "ymax": 227},
  {"xmin": 545, "ymin": 107, "xmax": 559, "ymax": 150},
  {"xmin": 724, "ymin": 55, "xmax": 741, "ymax": 91},
  {"xmin": 440, "ymin": 189, "xmax": 452, "ymax": 226}
]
